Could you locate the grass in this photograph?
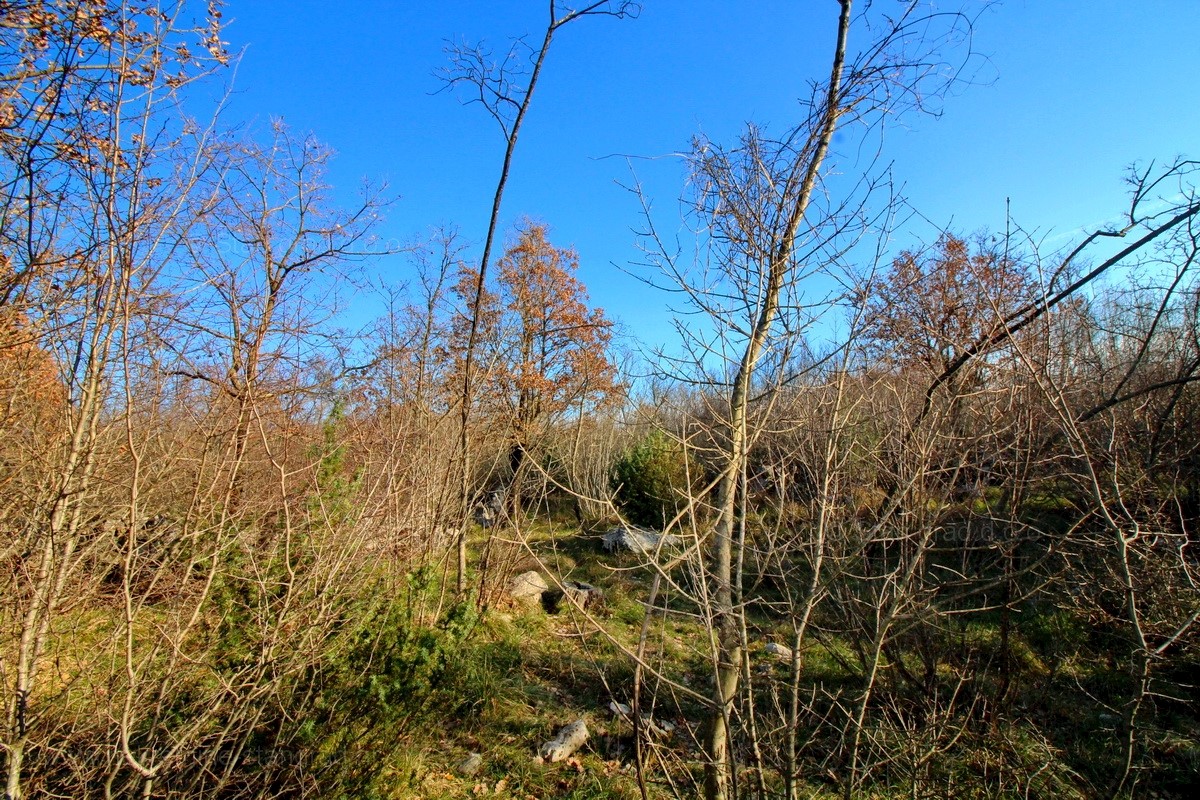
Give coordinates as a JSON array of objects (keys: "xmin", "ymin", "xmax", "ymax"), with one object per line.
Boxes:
[
  {"xmin": 421, "ymin": 518, "xmax": 1120, "ymax": 799},
  {"xmin": 25, "ymin": 512, "xmax": 1197, "ymax": 799}
]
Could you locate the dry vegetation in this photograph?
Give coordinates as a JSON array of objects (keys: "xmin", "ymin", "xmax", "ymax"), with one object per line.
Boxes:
[{"xmin": 1, "ymin": 2, "xmax": 1197, "ymax": 799}]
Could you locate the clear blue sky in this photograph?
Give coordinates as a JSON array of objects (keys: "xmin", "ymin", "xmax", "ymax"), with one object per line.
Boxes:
[{"xmin": 212, "ymin": 1, "xmax": 1200, "ymax": 351}]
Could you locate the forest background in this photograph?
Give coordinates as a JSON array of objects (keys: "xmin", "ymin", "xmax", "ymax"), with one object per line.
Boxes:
[{"xmin": 2, "ymin": 2, "xmax": 1199, "ymax": 799}]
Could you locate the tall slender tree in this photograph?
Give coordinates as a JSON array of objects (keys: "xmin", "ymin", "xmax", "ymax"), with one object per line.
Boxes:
[
  {"xmin": 440, "ymin": 0, "xmax": 638, "ymax": 591},
  {"xmin": 636, "ymin": 3, "xmax": 981, "ymax": 796}
]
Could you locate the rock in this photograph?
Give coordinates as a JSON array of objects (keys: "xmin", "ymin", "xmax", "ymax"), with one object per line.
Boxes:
[
  {"xmin": 608, "ymin": 700, "xmax": 632, "ymax": 718},
  {"xmin": 539, "ymin": 718, "xmax": 589, "ymax": 762},
  {"xmin": 456, "ymin": 753, "xmax": 483, "ymax": 776},
  {"xmin": 474, "ymin": 490, "xmax": 506, "ymax": 528},
  {"xmin": 641, "ymin": 716, "xmax": 676, "ymax": 738},
  {"xmin": 544, "ymin": 580, "xmax": 605, "ymax": 613},
  {"xmin": 602, "ymin": 525, "xmax": 680, "ymax": 554},
  {"xmin": 508, "ymin": 570, "xmax": 549, "ymax": 605},
  {"xmin": 763, "ymin": 642, "xmax": 793, "ymax": 660},
  {"xmin": 563, "ymin": 580, "xmax": 604, "ymax": 609}
]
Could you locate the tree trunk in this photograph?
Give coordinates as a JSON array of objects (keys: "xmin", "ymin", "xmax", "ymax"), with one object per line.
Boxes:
[
  {"xmin": 509, "ymin": 438, "xmax": 525, "ymax": 520},
  {"xmin": 701, "ymin": 5, "xmax": 851, "ymax": 798}
]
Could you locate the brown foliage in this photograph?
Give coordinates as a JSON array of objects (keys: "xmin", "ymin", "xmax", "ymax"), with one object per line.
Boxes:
[
  {"xmin": 864, "ymin": 233, "xmax": 1033, "ymax": 375},
  {"xmin": 451, "ymin": 220, "xmax": 621, "ymax": 441},
  {"xmin": 0, "ymin": 267, "xmax": 64, "ymax": 430},
  {"xmin": 495, "ymin": 221, "xmax": 621, "ymax": 428}
]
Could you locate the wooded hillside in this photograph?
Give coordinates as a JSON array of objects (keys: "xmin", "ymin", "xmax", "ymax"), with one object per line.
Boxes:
[{"xmin": 2, "ymin": 3, "xmax": 1197, "ymax": 799}]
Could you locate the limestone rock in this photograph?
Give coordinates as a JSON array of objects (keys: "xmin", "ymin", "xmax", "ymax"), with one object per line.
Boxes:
[
  {"xmin": 641, "ymin": 716, "xmax": 676, "ymax": 739},
  {"xmin": 508, "ymin": 570, "xmax": 549, "ymax": 605},
  {"xmin": 608, "ymin": 700, "xmax": 632, "ymax": 718},
  {"xmin": 763, "ymin": 641, "xmax": 793, "ymax": 660},
  {"xmin": 456, "ymin": 753, "xmax": 483, "ymax": 776},
  {"xmin": 602, "ymin": 525, "xmax": 680, "ymax": 554},
  {"xmin": 474, "ymin": 490, "xmax": 506, "ymax": 528},
  {"xmin": 544, "ymin": 580, "xmax": 604, "ymax": 613},
  {"xmin": 539, "ymin": 718, "xmax": 589, "ymax": 762}
]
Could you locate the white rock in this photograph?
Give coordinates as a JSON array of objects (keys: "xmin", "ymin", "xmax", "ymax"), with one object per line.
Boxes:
[
  {"xmin": 539, "ymin": 718, "xmax": 589, "ymax": 762},
  {"xmin": 763, "ymin": 641, "xmax": 793, "ymax": 660},
  {"xmin": 508, "ymin": 571, "xmax": 549, "ymax": 604},
  {"xmin": 641, "ymin": 716, "xmax": 676, "ymax": 738},
  {"xmin": 602, "ymin": 525, "xmax": 680, "ymax": 554},
  {"xmin": 608, "ymin": 700, "xmax": 632, "ymax": 717}
]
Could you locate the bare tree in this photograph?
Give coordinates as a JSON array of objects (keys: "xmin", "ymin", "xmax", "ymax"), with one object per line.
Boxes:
[
  {"xmin": 439, "ymin": 0, "xmax": 638, "ymax": 592},
  {"xmin": 631, "ymin": 3, "xmax": 980, "ymax": 796},
  {"xmin": 1000, "ymin": 160, "xmax": 1200, "ymax": 797},
  {"xmin": 84, "ymin": 119, "xmax": 394, "ymax": 797},
  {"xmin": 0, "ymin": 4, "xmax": 228, "ymax": 796}
]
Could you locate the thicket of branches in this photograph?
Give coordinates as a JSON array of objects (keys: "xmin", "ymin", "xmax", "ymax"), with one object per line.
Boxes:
[{"xmin": 1, "ymin": 2, "xmax": 1197, "ymax": 799}]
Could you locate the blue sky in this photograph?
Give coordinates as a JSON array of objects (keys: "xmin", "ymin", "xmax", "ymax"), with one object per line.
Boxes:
[{"xmin": 212, "ymin": 1, "xmax": 1200, "ymax": 351}]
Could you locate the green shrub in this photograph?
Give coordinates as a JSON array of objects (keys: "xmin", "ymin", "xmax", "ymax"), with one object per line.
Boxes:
[
  {"xmin": 609, "ymin": 430, "xmax": 697, "ymax": 529},
  {"xmin": 289, "ymin": 567, "xmax": 483, "ymax": 796}
]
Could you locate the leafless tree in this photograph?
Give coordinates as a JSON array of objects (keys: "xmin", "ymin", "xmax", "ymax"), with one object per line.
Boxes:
[
  {"xmin": 439, "ymin": 0, "xmax": 639, "ymax": 592},
  {"xmin": 631, "ymin": 3, "xmax": 981, "ymax": 796},
  {"xmin": 0, "ymin": 4, "xmax": 227, "ymax": 796},
  {"xmin": 1000, "ymin": 160, "xmax": 1200, "ymax": 797},
  {"xmin": 81, "ymin": 118, "xmax": 395, "ymax": 797}
]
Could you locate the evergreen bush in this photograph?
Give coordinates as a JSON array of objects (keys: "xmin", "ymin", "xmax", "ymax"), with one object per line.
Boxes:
[{"xmin": 609, "ymin": 430, "xmax": 695, "ymax": 529}]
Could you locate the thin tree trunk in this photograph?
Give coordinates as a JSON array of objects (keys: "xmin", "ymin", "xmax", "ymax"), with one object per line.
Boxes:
[
  {"xmin": 449, "ymin": 1, "xmax": 633, "ymax": 592},
  {"xmin": 454, "ymin": 22, "xmax": 556, "ymax": 594},
  {"xmin": 703, "ymin": 5, "xmax": 851, "ymax": 798}
]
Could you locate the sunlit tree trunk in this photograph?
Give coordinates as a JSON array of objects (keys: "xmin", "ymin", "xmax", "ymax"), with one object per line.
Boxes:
[{"xmin": 701, "ymin": 6, "xmax": 851, "ymax": 798}]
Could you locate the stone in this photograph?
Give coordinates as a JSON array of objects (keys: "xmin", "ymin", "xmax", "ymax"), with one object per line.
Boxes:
[
  {"xmin": 508, "ymin": 570, "xmax": 549, "ymax": 605},
  {"xmin": 641, "ymin": 716, "xmax": 676, "ymax": 738},
  {"xmin": 456, "ymin": 753, "xmax": 483, "ymax": 776},
  {"xmin": 539, "ymin": 718, "xmax": 589, "ymax": 762},
  {"xmin": 474, "ymin": 490, "xmax": 506, "ymax": 528},
  {"xmin": 763, "ymin": 641, "xmax": 793, "ymax": 660},
  {"xmin": 608, "ymin": 700, "xmax": 632, "ymax": 718},
  {"xmin": 563, "ymin": 580, "xmax": 603, "ymax": 609},
  {"xmin": 544, "ymin": 580, "xmax": 605, "ymax": 613},
  {"xmin": 602, "ymin": 525, "xmax": 680, "ymax": 554}
]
